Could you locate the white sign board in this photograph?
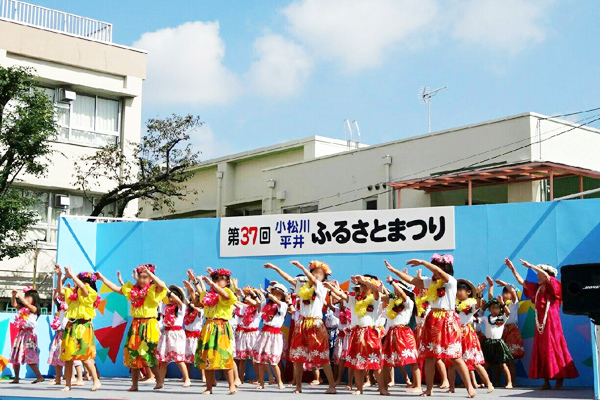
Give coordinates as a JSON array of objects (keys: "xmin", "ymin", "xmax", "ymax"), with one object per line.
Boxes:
[{"xmin": 219, "ymin": 206, "xmax": 455, "ymax": 257}]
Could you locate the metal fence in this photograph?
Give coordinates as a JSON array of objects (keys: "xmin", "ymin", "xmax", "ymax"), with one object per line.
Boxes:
[{"xmin": 0, "ymin": 0, "xmax": 112, "ymax": 42}]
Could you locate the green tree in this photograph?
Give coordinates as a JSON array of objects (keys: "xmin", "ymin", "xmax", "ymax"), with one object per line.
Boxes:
[
  {"xmin": 0, "ymin": 66, "xmax": 57, "ymax": 260},
  {"xmin": 74, "ymin": 114, "xmax": 202, "ymax": 218}
]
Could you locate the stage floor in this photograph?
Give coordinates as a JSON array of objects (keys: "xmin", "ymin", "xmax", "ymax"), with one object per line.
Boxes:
[{"xmin": 0, "ymin": 378, "xmax": 593, "ymax": 399}]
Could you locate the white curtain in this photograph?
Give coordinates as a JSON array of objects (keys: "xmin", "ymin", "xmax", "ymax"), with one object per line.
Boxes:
[
  {"xmin": 96, "ymin": 98, "xmax": 119, "ymax": 134},
  {"xmin": 72, "ymin": 94, "xmax": 95, "ymax": 130}
]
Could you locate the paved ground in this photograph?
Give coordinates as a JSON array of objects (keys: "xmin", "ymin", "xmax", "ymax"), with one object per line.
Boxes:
[{"xmin": 0, "ymin": 378, "xmax": 594, "ymax": 399}]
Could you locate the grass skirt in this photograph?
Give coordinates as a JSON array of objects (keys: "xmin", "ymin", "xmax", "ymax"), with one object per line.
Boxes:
[
  {"xmin": 195, "ymin": 319, "xmax": 235, "ymax": 370},
  {"xmin": 124, "ymin": 318, "xmax": 160, "ymax": 368}
]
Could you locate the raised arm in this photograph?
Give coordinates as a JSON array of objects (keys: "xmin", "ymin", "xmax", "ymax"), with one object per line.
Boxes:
[
  {"xmin": 521, "ymin": 259, "xmax": 550, "ymax": 284},
  {"xmin": 201, "ymin": 275, "xmax": 231, "ymax": 300},
  {"xmin": 141, "ymin": 266, "xmax": 166, "ymax": 292},
  {"xmin": 188, "ymin": 269, "xmax": 206, "ymax": 294},
  {"xmin": 65, "ymin": 266, "xmax": 89, "ymax": 297},
  {"xmin": 324, "ymin": 281, "xmax": 349, "ymax": 301},
  {"xmin": 55, "ymin": 264, "xmax": 65, "ymax": 297},
  {"xmin": 10, "ymin": 289, "xmax": 18, "ymax": 308},
  {"xmin": 385, "ymin": 260, "xmax": 422, "ymax": 288},
  {"xmin": 475, "ymin": 282, "xmax": 487, "ymax": 310},
  {"xmin": 167, "ymin": 290, "xmax": 185, "ymax": 308},
  {"xmin": 267, "ymin": 292, "xmax": 283, "ymax": 306},
  {"xmin": 406, "ymin": 259, "xmax": 450, "ymax": 283},
  {"xmin": 264, "ymin": 263, "xmax": 297, "ymax": 286},
  {"xmin": 117, "ymin": 271, "xmax": 125, "ymax": 286},
  {"xmin": 505, "ymin": 258, "xmax": 525, "ymax": 286},
  {"xmin": 96, "ymin": 271, "xmax": 124, "ymax": 295},
  {"xmin": 291, "ymin": 260, "xmax": 318, "ymax": 286},
  {"xmin": 390, "ymin": 280, "xmax": 408, "ymax": 301},
  {"xmin": 486, "ymin": 276, "xmax": 494, "ymax": 300},
  {"xmin": 356, "ymin": 275, "xmax": 381, "ymax": 300},
  {"xmin": 498, "ymin": 295, "xmax": 510, "ymax": 317}
]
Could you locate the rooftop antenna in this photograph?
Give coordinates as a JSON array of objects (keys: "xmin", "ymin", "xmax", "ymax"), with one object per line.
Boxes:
[
  {"xmin": 419, "ymin": 85, "xmax": 447, "ymax": 133},
  {"xmin": 352, "ymin": 120, "xmax": 361, "ymax": 148}
]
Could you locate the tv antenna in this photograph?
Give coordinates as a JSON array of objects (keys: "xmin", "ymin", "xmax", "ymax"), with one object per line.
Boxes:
[{"xmin": 419, "ymin": 86, "xmax": 447, "ymax": 133}]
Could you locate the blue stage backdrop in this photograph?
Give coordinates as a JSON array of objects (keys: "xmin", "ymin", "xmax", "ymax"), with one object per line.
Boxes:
[{"xmin": 1, "ymin": 199, "xmax": 598, "ymax": 386}]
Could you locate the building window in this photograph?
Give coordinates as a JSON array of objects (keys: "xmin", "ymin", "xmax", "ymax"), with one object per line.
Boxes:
[
  {"xmin": 40, "ymin": 87, "xmax": 121, "ymax": 147},
  {"xmin": 18, "ymin": 189, "xmax": 116, "ymax": 245},
  {"xmin": 365, "ymin": 198, "xmax": 378, "ymax": 210},
  {"xmin": 282, "ymin": 203, "xmax": 318, "ymax": 214}
]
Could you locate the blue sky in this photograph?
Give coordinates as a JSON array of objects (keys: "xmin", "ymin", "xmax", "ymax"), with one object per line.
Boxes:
[{"xmin": 34, "ymin": 0, "xmax": 600, "ymax": 160}]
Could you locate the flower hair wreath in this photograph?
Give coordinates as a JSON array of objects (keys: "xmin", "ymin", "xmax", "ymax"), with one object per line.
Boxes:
[
  {"xmin": 77, "ymin": 272, "xmax": 97, "ymax": 282},
  {"xmin": 308, "ymin": 261, "xmax": 331, "ymax": 276},
  {"xmin": 135, "ymin": 263, "xmax": 156, "ymax": 274},
  {"xmin": 210, "ymin": 268, "xmax": 232, "ymax": 280},
  {"xmin": 431, "ymin": 253, "xmax": 454, "ymax": 264}
]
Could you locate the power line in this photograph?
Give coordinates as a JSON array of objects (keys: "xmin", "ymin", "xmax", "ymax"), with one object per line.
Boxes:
[{"xmin": 317, "ymin": 113, "xmax": 600, "ymax": 211}]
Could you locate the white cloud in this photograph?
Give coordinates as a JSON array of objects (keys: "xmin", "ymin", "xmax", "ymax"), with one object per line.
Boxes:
[
  {"xmin": 450, "ymin": 0, "xmax": 553, "ymax": 54},
  {"xmin": 248, "ymin": 34, "xmax": 313, "ymax": 98},
  {"xmin": 133, "ymin": 21, "xmax": 239, "ymax": 107},
  {"xmin": 189, "ymin": 124, "xmax": 228, "ymax": 161},
  {"xmin": 282, "ymin": 0, "xmax": 439, "ymax": 73}
]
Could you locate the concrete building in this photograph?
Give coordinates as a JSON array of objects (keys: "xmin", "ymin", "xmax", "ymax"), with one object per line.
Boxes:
[
  {"xmin": 0, "ymin": 0, "xmax": 146, "ymax": 308},
  {"xmin": 143, "ymin": 112, "xmax": 600, "ymax": 221}
]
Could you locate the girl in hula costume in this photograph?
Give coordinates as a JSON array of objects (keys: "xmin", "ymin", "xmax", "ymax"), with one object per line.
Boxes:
[
  {"xmin": 264, "ymin": 260, "xmax": 337, "ymax": 394},
  {"xmin": 56, "ymin": 265, "xmax": 101, "ymax": 392},
  {"xmin": 48, "ymin": 283, "xmax": 68, "ymax": 385},
  {"xmin": 448, "ymin": 279, "xmax": 494, "ymax": 393},
  {"xmin": 9, "ymin": 286, "xmax": 44, "ymax": 384},
  {"xmin": 326, "ymin": 275, "xmax": 388, "ymax": 396},
  {"xmin": 195, "ymin": 268, "xmax": 238, "ymax": 395},
  {"xmin": 382, "ymin": 262, "xmax": 422, "ymax": 394},
  {"xmin": 392, "ymin": 254, "xmax": 477, "ymax": 398},
  {"xmin": 96, "ymin": 264, "xmax": 167, "ymax": 391},
  {"xmin": 183, "ymin": 272, "xmax": 206, "ymax": 383},
  {"xmin": 234, "ymin": 286, "xmax": 263, "ymax": 383}
]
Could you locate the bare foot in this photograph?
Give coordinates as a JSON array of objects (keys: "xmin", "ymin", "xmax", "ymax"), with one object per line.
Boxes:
[
  {"xmin": 467, "ymin": 388, "xmax": 477, "ymax": 398},
  {"xmin": 73, "ymin": 380, "xmax": 84, "ymax": 386},
  {"xmin": 48, "ymin": 380, "xmax": 59, "ymax": 385},
  {"xmin": 364, "ymin": 381, "xmax": 372, "ymax": 388},
  {"xmin": 505, "ymin": 383, "xmax": 513, "ymax": 389},
  {"xmin": 487, "ymin": 385, "xmax": 495, "ymax": 393},
  {"xmin": 279, "ymin": 384, "xmax": 286, "ymax": 390},
  {"xmin": 229, "ymin": 385, "xmax": 237, "ymax": 395},
  {"xmin": 352, "ymin": 390, "xmax": 362, "ymax": 395},
  {"xmin": 255, "ymin": 384, "xmax": 264, "ymax": 390},
  {"xmin": 538, "ymin": 383, "xmax": 552, "ymax": 390},
  {"xmin": 438, "ymin": 382, "xmax": 449, "ymax": 389},
  {"xmin": 310, "ymin": 380, "xmax": 320, "ymax": 386},
  {"xmin": 153, "ymin": 382, "xmax": 164, "ymax": 390},
  {"xmin": 420, "ymin": 390, "xmax": 432, "ymax": 397},
  {"xmin": 128, "ymin": 386, "xmax": 139, "ymax": 392},
  {"xmin": 145, "ymin": 377, "xmax": 156, "ymax": 384},
  {"xmin": 61, "ymin": 386, "xmax": 71, "ymax": 392},
  {"xmin": 202, "ymin": 390, "xmax": 212, "ymax": 395},
  {"xmin": 234, "ymin": 379, "xmax": 242, "ymax": 386},
  {"xmin": 446, "ymin": 389, "xmax": 455, "ymax": 394},
  {"xmin": 32, "ymin": 377, "xmax": 45, "ymax": 384},
  {"xmin": 293, "ymin": 389, "xmax": 302, "ymax": 394},
  {"xmin": 388, "ymin": 382, "xmax": 396, "ymax": 387},
  {"xmin": 379, "ymin": 389, "xmax": 390, "ymax": 396},
  {"xmin": 555, "ymin": 379, "xmax": 564, "ymax": 390},
  {"xmin": 408, "ymin": 387, "xmax": 423, "ymax": 394},
  {"xmin": 91, "ymin": 381, "xmax": 101, "ymax": 391},
  {"xmin": 344, "ymin": 385, "xmax": 353, "ymax": 391},
  {"xmin": 183, "ymin": 380, "xmax": 192, "ymax": 388},
  {"xmin": 9, "ymin": 379, "xmax": 19, "ymax": 384},
  {"xmin": 325, "ymin": 386, "xmax": 337, "ymax": 394}
]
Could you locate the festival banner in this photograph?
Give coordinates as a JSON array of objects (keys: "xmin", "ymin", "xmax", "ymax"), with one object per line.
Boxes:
[{"xmin": 219, "ymin": 206, "xmax": 455, "ymax": 257}]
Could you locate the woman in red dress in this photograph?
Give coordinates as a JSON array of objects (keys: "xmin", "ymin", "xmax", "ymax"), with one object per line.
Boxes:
[{"xmin": 506, "ymin": 258, "xmax": 579, "ymax": 390}]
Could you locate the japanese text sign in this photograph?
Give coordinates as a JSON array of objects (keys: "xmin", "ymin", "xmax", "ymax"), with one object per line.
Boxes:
[{"xmin": 219, "ymin": 206, "xmax": 455, "ymax": 257}]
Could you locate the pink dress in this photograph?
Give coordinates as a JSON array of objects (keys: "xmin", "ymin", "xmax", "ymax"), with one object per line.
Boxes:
[{"xmin": 523, "ymin": 277, "xmax": 579, "ymax": 380}]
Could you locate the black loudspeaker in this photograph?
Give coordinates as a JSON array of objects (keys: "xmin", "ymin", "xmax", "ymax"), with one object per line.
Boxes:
[{"xmin": 561, "ymin": 263, "xmax": 600, "ymax": 323}]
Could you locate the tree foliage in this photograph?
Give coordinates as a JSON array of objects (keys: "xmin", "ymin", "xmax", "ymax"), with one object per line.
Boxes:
[
  {"xmin": 74, "ymin": 114, "xmax": 202, "ymax": 217},
  {"xmin": 0, "ymin": 66, "xmax": 57, "ymax": 260}
]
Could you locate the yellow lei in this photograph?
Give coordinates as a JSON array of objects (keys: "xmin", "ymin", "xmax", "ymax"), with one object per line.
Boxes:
[
  {"xmin": 354, "ymin": 294, "xmax": 374, "ymax": 318},
  {"xmin": 455, "ymin": 297, "xmax": 477, "ymax": 313},
  {"xmin": 415, "ymin": 295, "xmax": 428, "ymax": 316},
  {"xmin": 505, "ymin": 299, "xmax": 513, "ymax": 306},
  {"xmin": 386, "ymin": 298, "xmax": 404, "ymax": 320},
  {"xmin": 298, "ymin": 282, "xmax": 315, "ymax": 301},
  {"xmin": 424, "ymin": 278, "xmax": 445, "ymax": 303}
]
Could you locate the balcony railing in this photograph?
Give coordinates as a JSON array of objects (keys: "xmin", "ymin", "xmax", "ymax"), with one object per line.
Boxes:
[{"xmin": 0, "ymin": 0, "xmax": 112, "ymax": 42}]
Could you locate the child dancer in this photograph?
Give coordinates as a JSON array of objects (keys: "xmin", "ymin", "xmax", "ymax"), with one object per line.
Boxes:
[
  {"xmin": 497, "ymin": 262, "xmax": 524, "ymax": 383},
  {"xmin": 157, "ymin": 285, "xmax": 190, "ymax": 387},
  {"xmin": 505, "ymin": 258, "xmax": 578, "ymax": 390},
  {"xmin": 96, "ymin": 264, "xmax": 167, "ymax": 391},
  {"xmin": 253, "ymin": 282, "xmax": 289, "ymax": 390},
  {"xmin": 391, "ymin": 254, "xmax": 476, "ymax": 397},
  {"xmin": 479, "ymin": 287, "xmax": 513, "ymax": 389},
  {"xmin": 381, "ymin": 265, "xmax": 421, "ymax": 394},
  {"xmin": 195, "ymin": 268, "xmax": 238, "ymax": 395},
  {"xmin": 331, "ymin": 294, "xmax": 350, "ymax": 387},
  {"xmin": 9, "ymin": 286, "xmax": 44, "ymax": 384},
  {"xmin": 326, "ymin": 275, "xmax": 388, "ymax": 396},
  {"xmin": 48, "ymin": 286, "xmax": 68, "ymax": 385},
  {"xmin": 235, "ymin": 286, "xmax": 262, "ymax": 383},
  {"xmin": 183, "ymin": 274, "xmax": 205, "ymax": 382},
  {"xmin": 264, "ymin": 261, "xmax": 337, "ymax": 394},
  {"xmin": 57, "ymin": 265, "xmax": 101, "ymax": 391},
  {"xmin": 448, "ymin": 280, "xmax": 493, "ymax": 393}
]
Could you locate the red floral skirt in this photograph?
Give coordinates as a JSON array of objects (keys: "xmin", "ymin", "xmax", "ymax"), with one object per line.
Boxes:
[
  {"xmin": 345, "ymin": 326, "xmax": 383, "ymax": 370},
  {"xmin": 460, "ymin": 324, "xmax": 485, "ymax": 370},
  {"xmin": 502, "ymin": 323, "xmax": 524, "ymax": 359},
  {"xmin": 419, "ymin": 310, "xmax": 462, "ymax": 359},
  {"xmin": 383, "ymin": 325, "xmax": 418, "ymax": 367},
  {"xmin": 288, "ymin": 317, "xmax": 329, "ymax": 369}
]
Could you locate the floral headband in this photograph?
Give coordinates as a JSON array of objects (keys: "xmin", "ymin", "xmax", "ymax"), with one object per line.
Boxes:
[
  {"xmin": 78, "ymin": 272, "xmax": 97, "ymax": 282},
  {"xmin": 135, "ymin": 263, "xmax": 156, "ymax": 274},
  {"xmin": 211, "ymin": 268, "xmax": 232, "ymax": 279},
  {"xmin": 431, "ymin": 253, "xmax": 454, "ymax": 265},
  {"xmin": 22, "ymin": 286, "xmax": 33, "ymax": 293},
  {"xmin": 242, "ymin": 286, "xmax": 253, "ymax": 294},
  {"xmin": 362, "ymin": 276, "xmax": 382, "ymax": 288},
  {"xmin": 309, "ymin": 260, "xmax": 331, "ymax": 276}
]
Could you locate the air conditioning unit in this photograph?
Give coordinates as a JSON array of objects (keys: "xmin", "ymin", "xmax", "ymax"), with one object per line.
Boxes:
[
  {"xmin": 58, "ymin": 88, "xmax": 76, "ymax": 103},
  {"xmin": 54, "ymin": 194, "xmax": 70, "ymax": 208}
]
